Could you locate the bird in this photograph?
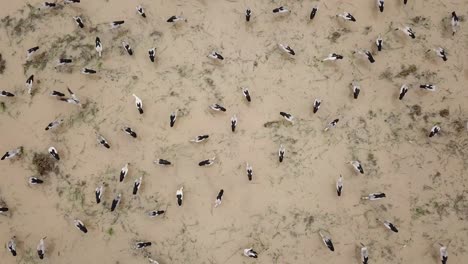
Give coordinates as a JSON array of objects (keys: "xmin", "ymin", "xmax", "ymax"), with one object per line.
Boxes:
[
  {"xmin": 50, "ymin": 90, "xmax": 65, "ymax": 97},
  {"xmin": 56, "ymin": 58, "xmax": 72, "ymax": 66},
  {"xmin": 135, "ymin": 242, "xmax": 152, "ymax": 249},
  {"xmin": 313, "ymin": 99, "xmax": 321, "ymax": 114},
  {"xmin": 451, "ymin": 12, "xmax": 460, "ymax": 35},
  {"xmin": 7, "ymin": 236, "xmax": 17, "ymax": 256},
  {"xmin": 420, "ymin": 84, "xmax": 436, "ymax": 91},
  {"xmin": 376, "ymin": 35, "xmax": 383, "ymax": 51},
  {"xmin": 356, "ymin": 49, "xmax": 375, "ymax": 63},
  {"xmin": 434, "ymin": 47, "xmax": 447, "ymax": 61},
  {"xmin": 278, "ymin": 44, "xmax": 295, "ymax": 56},
  {"xmin": 122, "ymin": 41, "xmax": 133, "ymax": 56},
  {"xmin": 122, "ymin": 127, "xmax": 137, "ymax": 138},
  {"xmin": 95, "ymin": 185, "xmax": 103, "ymax": 204},
  {"xmin": 154, "ymin": 159, "xmax": 172, "ymax": 166},
  {"xmin": 350, "ymin": 160, "xmax": 364, "ymax": 174},
  {"xmin": 399, "ymin": 84, "xmax": 409, "ymax": 100},
  {"xmin": 148, "ymin": 48, "xmax": 156, "ymax": 62},
  {"xmin": 273, "ymin": 6, "xmax": 290, "ymax": 14},
  {"xmin": 132, "ymin": 94, "xmax": 144, "ymax": 114},
  {"xmin": 1, "ymin": 147, "xmax": 22, "ymax": 160},
  {"xmin": 176, "ymin": 187, "xmax": 184, "ymax": 206},
  {"xmin": 136, "ymin": 5, "xmax": 146, "ymax": 18},
  {"xmin": 81, "ymin": 68, "xmax": 97, "ymax": 74},
  {"xmin": 397, "ymin": 26, "xmax": 416, "ymax": 39},
  {"xmin": 337, "ymin": 12, "xmax": 356, "ymax": 22},
  {"xmin": 65, "ymin": 0, "xmax": 80, "ymax": 3},
  {"xmin": 110, "ymin": 193, "xmax": 121, "ymax": 212},
  {"xmin": 167, "ymin": 15, "xmax": 187, "ymax": 23},
  {"xmin": 26, "ymin": 74, "xmax": 34, "ymax": 94},
  {"xmin": 27, "ymin": 46, "xmax": 39, "ymax": 60},
  {"xmin": 429, "ymin": 125, "xmax": 441, "ymax": 137},
  {"xmin": 96, "ymin": 133, "xmax": 110, "ymax": 149},
  {"xmin": 0, "ymin": 90, "xmax": 15, "ymax": 97},
  {"xmin": 439, "ymin": 244, "xmax": 448, "ymax": 264},
  {"xmin": 310, "ymin": 6, "xmax": 318, "ymax": 20},
  {"xmin": 120, "ymin": 163, "xmax": 129, "ymax": 182},
  {"xmin": 29, "ymin": 177, "xmax": 44, "ymax": 184},
  {"xmin": 214, "ymin": 189, "xmax": 224, "ymax": 208},
  {"xmin": 243, "ymin": 248, "xmax": 258, "ymax": 258},
  {"xmin": 231, "ymin": 115, "xmax": 238, "ymax": 132},
  {"xmin": 170, "ymin": 111, "xmax": 177, "ymax": 127},
  {"xmin": 0, "ymin": 207, "xmax": 9, "ymax": 213},
  {"xmin": 148, "ymin": 257, "xmax": 160, "ymax": 264},
  {"xmin": 336, "ymin": 175, "xmax": 343, "ymax": 196},
  {"xmin": 242, "ymin": 87, "xmax": 251, "ymax": 102},
  {"xmin": 361, "ymin": 244, "xmax": 369, "ymax": 264},
  {"xmin": 110, "ymin": 20, "xmax": 125, "ymax": 29},
  {"xmin": 280, "ymin": 112, "xmax": 294, "ymax": 123},
  {"xmin": 324, "ymin": 119, "xmax": 339, "ymax": 131},
  {"xmin": 323, "ymin": 53, "xmax": 343, "ymax": 61},
  {"xmin": 74, "ymin": 219, "xmax": 88, "ymax": 233},
  {"xmin": 352, "ymin": 82, "xmax": 361, "ymax": 99},
  {"xmin": 210, "ymin": 103, "xmax": 226, "ymax": 112},
  {"xmin": 199, "ymin": 157, "xmax": 216, "ymax": 166},
  {"xmin": 245, "ymin": 8, "xmax": 252, "ymax": 22},
  {"xmin": 377, "ymin": 0, "xmax": 384, "ymax": 12},
  {"xmin": 319, "ymin": 231, "xmax": 335, "ymax": 251},
  {"xmin": 48, "ymin": 147, "xmax": 60, "ymax": 161},
  {"xmin": 278, "ymin": 144, "xmax": 286, "ymax": 162},
  {"xmin": 45, "ymin": 118, "xmax": 63, "ymax": 131},
  {"xmin": 43, "ymin": 2, "xmax": 57, "ymax": 8},
  {"xmin": 404, "ymin": 0, "xmax": 408, "ymax": 4},
  {"xmin": 190, "ymin": 135, "xmax": 209, "ymax": 143},
  {"xmin": 362, "ymin": 193, "xmax": 386, "ymax": 200},
  {"xmin": 95, "ymin": 37, "xmax": 102, "ymax": 57},
  {"xmin": 60, "ymin": 87, "xmax": 81, "ymax": 106},
  {"xmin": 37, "ymin": 237, "xmax": 46, "ymax": 259},
  {"xmin": 378, "ymin": 219, "xmax": 399, "ymax": 233},
  {"xmin": 133, "ymin": 177, "xmax": 143, "ymax": 195},
  {"xmin": 147, "ymin": 210, "xmax": 165, "ymax": 217},
  {"xmin": 208, "ymin": 51, "xmax": 224, "ymax": 60},
  {"xmin": 246, "ymin": 163, "xmax": 253, "ymax": 181},
  {"xmin": 73, "ymin": 16, "xmax": 84, "ymax": 28}
]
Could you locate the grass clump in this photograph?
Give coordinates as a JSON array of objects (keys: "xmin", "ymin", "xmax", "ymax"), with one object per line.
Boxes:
[
  {"xmin": 32, "ymin": 152, "xmax": 56, "ymax": 175},
  {"xmin": 0, "ymin": 53, "xmax": 5, "ymax": 74},
  {"xmin": 395, "ymin": 64, "xmax": 417, "ymax": 78}
]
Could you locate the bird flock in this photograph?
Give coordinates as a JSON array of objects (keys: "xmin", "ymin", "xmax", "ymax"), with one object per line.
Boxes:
[{"xmin": 0, "ymin": 0, "xmax": 463, "ymax": 263}]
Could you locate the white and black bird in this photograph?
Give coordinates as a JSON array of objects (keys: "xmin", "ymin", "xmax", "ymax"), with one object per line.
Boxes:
[
  {"xmin": 48, "ymin": 147, "xmax": 60, "ymax": 161},
  {"xmin": 147, "ymin": 210, "xmax": 165, "ymax": 217},
  {"xmin": 278, "ymin": 144, "xmax": 286, "ymax": 162},
  {"xmin": 272, "ymin": 6, "xmax": 290, "ymax": 14},
  {"xmin": 429, "ymin": 125, "xmax": 441, "ymax": 137},
  {"xmin": 210, "ymin": 103, "xmax": 227, "ymax": 112},
  {"xmin": 242, "ymin": 87, "xmax": 251, "ymax": 102},
  {"xmin": 377, "ymin": 0, "xmax": 384, "ymax": 12},
  {"xmin": 29, "ymin": 177, "xmax": 44, "ymax": 184},
  {"xmin": 167, "ymin": 15, "xmax": 187, "ymax": 23},
  {"xmin": 50, "ymin": 90, "xmax": 65, "ymax": 97},
  {"xmin": 96, "ymin": 133, "xmax": 110, "ymax": 149},
  {"xmin": 280, "ymin": 112, "xmax": 294, "ymax": 123},
  {"xmin": 190, "ymin": 135, "xmax": 209, "ymax": 143},
  {"xmin": 0, "ymin": 206, "xmax": 9, "ymax": 213},
  {"xmin": 420, "ymin": 84, "xmax": 436, "ymax": 91},
  {"xmin": 176, "ymin": 187, "xmax": 184, "ymax": 206},
  {"xmin": 399, "ymin": 84, "xmax": 409, "ymax": 100},
  {"xmin": 440, "ymin": 244, "xmax": 448, "ymax": 264},
  {"xmin": 95, "ymin": 185, "xmax": 103, "ymax": 204},
  {"xmin": 1, "ymin": 147, "xmax": 22, "ymax": 160},
  {"xmin": 397, "ymin": 26, "xmax": 416, "ymax": 39},
  {"xmin": 154, "ymin": 158, "xmax": 172, "ymax": 166},
  {"xmin": 122, "ymin": 41, "xmax": 133, "ymax": 56},
  {"xmin": 336, "ymin": 175, "xmax": 343, "ymax": 196},
  {"xmin": 7, "ymin": 237, "xmax": 17, "ymax": 256},
  {"xmin": 208, "ymin": 51, "xmax": 224, "ymax": 60},
  {"xmin": 120, "ymin": 163, "xmax": 129, "ymax": 182},
  {"xmin": 73, "ymin": 16, "xmax": 84, "ymax": 28},
  {"xmin": 323, "ymin": 53, "xmax": 343, "ymax": 61},
  {"xmin": 132, "ymin": 94, "xmax": 143, "ymax": 114},
  {"xmin": 37, "ymin": 237, "xmax": 46, "ymax": 259},
  {"xmin": 56, "ymin": 58, "xmax": 72, "ymax": 66},
  {"xmin": 319, "ymin": 231, "xmax": 335, "ymax": 251},
  {"xmin": 148, "ymin": 48, "xmax": 156, "ymax": 62},
  {"xmin": 26, "ymin": 74, "xmax": 34, "ymax": 94},
  {"xmin": 378, "ymin": 219, "xmax": 399, "ymax": 233},
  {"xmin": 313, "ymin": 99, "xmax": 321, "ymax": 113},
  {"xmin": 243, "ymin": 248, "xmax": 258, "ymax": 258},
  {"xmin": 434, "ymin": 47, "xmax": 447, "ymax": 61},
  {"xmin": 65, "ymin": 0, "xmax": 80, "ymax": 3},
  {"xmin": 350, "ymin": 160, "xmax": 364, "ymax": 174},
  {"xmin": 81, "ymin": 68, "xmax": 97, "ymax": 74},
  {"xmin": 95, "ymin": 37, "xmax": 102, "ymax": 57},
  {"xmin": 110, "ymin": 20, "xmax": 124, "ymax": 29},
  {"xmin": 170, "ymin": 111, "xmax": 177, "ymax": 127},
  {"xmin": 324, "ymin": 119, "xmax": 340, "ymax": 131},
  {"xmin": 214, "ymin": 189, "xmax": 224, "ymax": 208},
  {"xmin": 246, "ymin": 163, "xmax": 253, "ymax": 181},
  {"xmin": 361, "ymin": 244, "xmax": 369, "ymax": 264},
  {"xmin": 0, "ymin": 90, "xmax": 15, "ymax": 97},
  {"xmin": 231, "ymin": 115, "xmax": 237, "ymax": 132},
  {"xmin": 404, "ymin": 0, "xmax": 408, "ymax": 4},
  {"xmin": 43, "ymin": 2, "xmax": 57, "ymax": 8},
  {"xmin": 357, "ymin": 49, "xmax": 375, "ymax": 63},
  {"xmin": 278, "ymin": 44, "xmax": 295, "ymax": 56},
  {"xmin": 362, "ymin": 192, "xmax": 386, "ymax": 200},
  {"xmin": 376, "ymin": 35, "xmax": 383, "ymax": 51},
  {"xmin": 133, "ymin": 177, "xmax": 143, "ymax": 195},
  {"xmin": 135, "ymin": 242, "xmax": 152, "ymax": 249},
  {"xmin": 27, "ymin": 46, "xmax": 39, "ymax": 60},
  {"xmin": 310, "ymin": 6, "xmax": 318, "ymax": 20},
  {"xmin": 352, "ymin": 82, "xmax": 361, "ymax": 99},
  {"xmin": 245, "ymin": 8, "xmax": 252, "ymax": 22},
  {"xmin": 451, "ymin": 11, "xmax": 460, "ymax": 36},
  {"xmin": 199, "ymin": 157, "xmax": 216, "ymax": 166},
  {"xmin": 123, "ymin": 127, "xmax": 137, "ymax": 138},
  {"xmin": 338, "ymin": 12, "xmax": 356, "ymax": 22},
  {"xmin": 110, "ymin": 193, "xmax": 121, "ymax": 212},
  {"xmin": 74, "ymin": 219, "xmax": 88, "ymax": 233},
  {"xmin": 60, "ymin": 87, "xmax": 81, "ymax": 106},
  {"xmin": 45, "ymin": 118, "xmax": 63, "ymax": 131},
  {"xmin": 136, "ymin": 5, "xmax": 146, "ymax": 18}
]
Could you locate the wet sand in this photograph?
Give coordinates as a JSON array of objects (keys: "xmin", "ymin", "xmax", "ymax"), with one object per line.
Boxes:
[{"xmin": 1, "ymin": 0, "xmax": 468, "ymax": 263}]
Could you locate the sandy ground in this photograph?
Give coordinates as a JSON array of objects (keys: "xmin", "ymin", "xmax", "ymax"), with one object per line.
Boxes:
[{"xmin": 1, "ymin": 0, "xmax": 468, "ymax": 263}]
